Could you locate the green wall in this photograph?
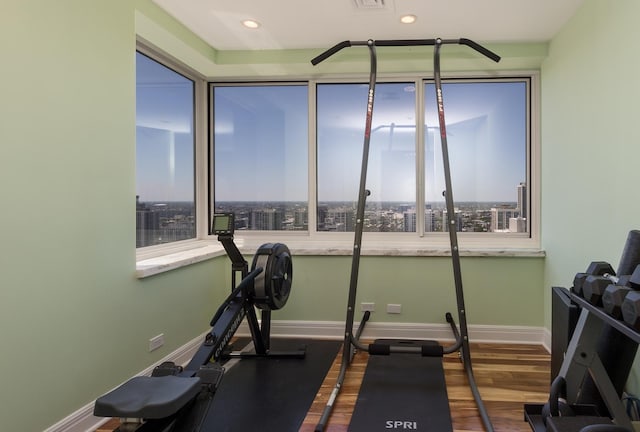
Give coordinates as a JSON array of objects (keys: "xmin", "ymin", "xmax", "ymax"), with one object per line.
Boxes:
[
  {"xmin": 540, "ymin": 0, "xmax": 640, "ymax": 327},
  {"xmin": 11, "ymin": 0, "xmax": 640, "ymax": 430},
  {"xmin": 277, "ymin": 256, "xmax": 543, "ymax": 325},
  {"xmin": 0, "ymin": 2, "xmax": 227, "ymax": 431},
  {"xmin": 540, "ymin": 0, "xmax": 640, "ymax": 396}
]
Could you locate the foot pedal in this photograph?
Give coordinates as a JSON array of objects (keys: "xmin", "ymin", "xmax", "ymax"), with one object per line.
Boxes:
[
  {"xmin": 197, "ymin": 364, "xmax": 224, "ymax": 390},
  {"xmin": 152, "ymin": 361, "xmax": 183, "ymax": 377}
]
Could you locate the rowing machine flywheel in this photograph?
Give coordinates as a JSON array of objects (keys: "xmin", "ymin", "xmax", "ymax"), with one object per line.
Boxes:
[{"xmin": 251, "ymin": 243, "xmax": 293, "ymax": 310}]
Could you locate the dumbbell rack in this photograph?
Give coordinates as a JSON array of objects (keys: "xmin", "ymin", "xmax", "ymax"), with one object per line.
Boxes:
[{"xmin": 524, "ymin": 287, "xmax": 638, "ymax": 431}]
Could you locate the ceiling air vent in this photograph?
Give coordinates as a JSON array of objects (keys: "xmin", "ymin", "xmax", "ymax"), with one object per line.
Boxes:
[{"xmin": 352, "ymin": 0, "xmax": 387, "ymax": 10}]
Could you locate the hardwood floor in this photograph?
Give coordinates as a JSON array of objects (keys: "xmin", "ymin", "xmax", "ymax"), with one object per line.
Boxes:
[
  {"xmin": 300, "ymin": 342, "xmax": 550, "ymax": 432},
  {"xmin": 97, "ymin": 341, "xmax": 550, "ymax": 432}
]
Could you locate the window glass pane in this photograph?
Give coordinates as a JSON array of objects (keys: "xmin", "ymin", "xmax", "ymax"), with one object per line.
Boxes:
[
  {"xmin": 135, "ymin": 52, "xmax": 195, "ymax": 247},
  {"xmin": 213, "ymin": 85, "xmax": 308, "ymax": 231},
  {"xmin": 317, "ymin": 83, "xmax": 416, "ymax": 232},
  {"xmin": 424, "ymin": 80, "xmax": 527, "ymax": 234}
]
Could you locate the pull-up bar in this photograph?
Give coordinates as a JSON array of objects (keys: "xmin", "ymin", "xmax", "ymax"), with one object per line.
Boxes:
[
  {"xmin": 311, "ymin": 38, "xmax": 501, "ymax": 65},
  {"xmin": 310, "ymin": 37, "xmax": 500, "ymax": 432}
]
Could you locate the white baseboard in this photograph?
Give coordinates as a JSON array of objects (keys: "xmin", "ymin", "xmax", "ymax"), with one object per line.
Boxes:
[
  {"xmin": 237, "ymin": 319, "xmax": 548, "ymax": 346},
  {"xmin": 44, "ymin": 332, "xmax": 207, "ymax": 432},
  {"xmin": 46, "ymin": 320, "xmax": 548, "ymax": 432},
  {"xmin": 542, "ymin": 327, "xmax": 552, "ymax": 353}
]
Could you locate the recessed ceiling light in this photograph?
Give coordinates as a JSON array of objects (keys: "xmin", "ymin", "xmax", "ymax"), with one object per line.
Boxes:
[
  {"xmin": 242, "ymin": 19, "xmax": 261, "ymax": 29},
  {"xmin": 400, "ymin": 14, "xmax": 417, "ymax": 24}
]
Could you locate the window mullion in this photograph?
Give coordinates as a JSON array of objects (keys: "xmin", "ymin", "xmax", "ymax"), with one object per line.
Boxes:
[
  {"xmin": 194, "ymin": 77, "xmax": 208, "ymax": 239},
  {"xmin": 308, "ymin": 81, "xmax": 318, "ymax": 237},
  {"xmin": 416, "ymin": 79, "xmax": 426, "ymax": 237}
]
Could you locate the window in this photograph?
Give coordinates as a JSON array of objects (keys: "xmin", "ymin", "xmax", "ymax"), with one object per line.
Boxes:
[
  {"xmin": 423, "ymin": 79, "xmax": 529, "ymax": 235},
  {"xmin": 210, "ymin": 76, "xmax": 534, "ymax": 246},
  {"xmin": 317, "ymin": 82, "xmax": 416, "ymax": 232},
  {"xmin": 135, "ymin": 51, "xmax": 196, "ymax": 248},
  {"xmin": 211, "ymin": 84, "xmax": 309, "ymax": 231}
]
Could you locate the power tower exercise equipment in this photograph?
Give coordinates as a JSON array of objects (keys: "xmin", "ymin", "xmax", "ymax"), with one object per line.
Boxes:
[{"xmin": 311, "ymin": 38, "xmax": 500, "ymax": 432}]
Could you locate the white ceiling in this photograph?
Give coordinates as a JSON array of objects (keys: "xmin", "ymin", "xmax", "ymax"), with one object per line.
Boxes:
[{"xmin": 152, "ymin": 0, "xmax": 586, "ymax": 51}]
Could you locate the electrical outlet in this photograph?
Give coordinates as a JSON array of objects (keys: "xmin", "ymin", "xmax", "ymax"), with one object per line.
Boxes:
[
  {"xmin": 149, "ymin": 334, "xmax": 164, "ymax": 352},
  {"xmin": 387, "ymin": 304, "xmax": 402, "ymax": 314},
  {"xmin": 361, "ymin": 302, "xmax": 375, "ymax": 312}
]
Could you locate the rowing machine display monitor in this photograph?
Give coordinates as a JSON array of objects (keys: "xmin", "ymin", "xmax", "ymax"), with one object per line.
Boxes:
[{"xmin": 212, "ymin": 212, "xmax": 234, "ymax": 236}]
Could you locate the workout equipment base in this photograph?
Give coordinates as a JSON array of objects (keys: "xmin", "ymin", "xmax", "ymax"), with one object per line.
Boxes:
[{"xmin": 348, "ymin": 339, "xmax": 452, "ymax": 432}]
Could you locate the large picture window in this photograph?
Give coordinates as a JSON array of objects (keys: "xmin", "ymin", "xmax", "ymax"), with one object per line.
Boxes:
[
  {"xmin": 209, "ymin": 76, "xmax": 533, "ymax": 245},
  {"xmin": 135, "ymin": 51, "xmax": 196, "ymax": 248}
]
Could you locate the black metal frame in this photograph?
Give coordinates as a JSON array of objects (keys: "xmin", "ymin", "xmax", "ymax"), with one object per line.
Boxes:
[
  {"xmin": 525, "ymin": 290, "xmax": 638, "ymax": 432},
  {"xmin": 311, "ymin": 38, "xmax": 500, "ymax": 432}
]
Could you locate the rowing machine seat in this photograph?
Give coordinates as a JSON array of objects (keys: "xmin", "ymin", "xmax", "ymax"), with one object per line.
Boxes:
[{"xmin": 94, "ymin": 375, "xmax": 201, "ymax": 419}]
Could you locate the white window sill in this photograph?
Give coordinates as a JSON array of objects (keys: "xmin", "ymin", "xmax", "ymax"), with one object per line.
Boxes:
[
  {"xmin": 136, "ymin": 242, "xmax": 226, "ymax": 278},
  {"xmin": 136, "ymin": 238, "xmax": 545, "ymax": 279}
]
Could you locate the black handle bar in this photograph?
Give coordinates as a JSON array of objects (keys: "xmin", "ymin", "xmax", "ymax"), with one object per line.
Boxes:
[
  {"xmin": 310, "ymin": 40, "xmax": 351, "ymax": 65},
  {"xmin": 311, "ymin": 37, "xmax": 500, "ymax": 65}
]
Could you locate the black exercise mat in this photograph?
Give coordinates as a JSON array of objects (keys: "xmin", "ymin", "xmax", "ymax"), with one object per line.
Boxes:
[
  {"xmin": 202, "ymin": 338, "xmax": 340, "ymax": 432},
  {"xmin": 349, "ymin": 339, "xmax": 453, "ymax": 432}
]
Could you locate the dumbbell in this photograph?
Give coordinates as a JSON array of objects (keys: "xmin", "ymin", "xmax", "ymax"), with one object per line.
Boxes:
[
  {"xmin": 582, "ymin": 273, "xmax": 622, "ymax": 306},
  {"xmin": 573, "ymin": 261, "xmax": 615, "ymax": 297},
  {"xmin": 604, "ymin": 230, "xmax": 640, "ymax": 320},
  {"xmin": 602, "ymin": 274, "xmax": 634, "ymax": 319},
  {"xmin": 618, "ymin": 266, "xmax": 640, "ymax": 329}
]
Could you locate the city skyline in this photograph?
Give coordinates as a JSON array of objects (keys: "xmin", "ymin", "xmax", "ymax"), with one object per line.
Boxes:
[{"xmin": 136, "ymin": 181, "xmax": 527, "ymax": 247}]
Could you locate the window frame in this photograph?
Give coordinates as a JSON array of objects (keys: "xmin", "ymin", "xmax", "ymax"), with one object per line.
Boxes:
[
  {"xmin": 418, "ymin": 76, "xmax": 534, "ymax": 245},
  {"xmin": 209, "ymin": 81, "xmax": 311, "ymax": 233},
  {"xmin": 207, "ymin": 71, "xmax": 540, "ymax": 251},
  {"xmin": 132, "ymin": 43, "xmax": 541, "ymax": 278},
  {"xmin": 135, "ymin": 41, "xmax": 209, "ymax": 261},
  {"xmin": 315, "ymin": 79, "xmax": 419, "ymax": 234}
]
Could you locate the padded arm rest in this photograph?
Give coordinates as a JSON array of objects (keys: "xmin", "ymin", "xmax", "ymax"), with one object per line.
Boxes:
[{"xmin": 94, "ymin": 376, "xmax": 201, "ymax": 419}]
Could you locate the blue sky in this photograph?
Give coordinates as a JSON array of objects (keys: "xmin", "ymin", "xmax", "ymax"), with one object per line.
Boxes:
[
  {"xmin": 136, "ymin": 52, "xmax": 195, "ymax": 202},
  {"xmin": 424, "ymin": 81, "xmax": 526, "ymax": 202},
  {"xmin": 136, "ymin": 51, "xmax": 526, "ymax": 204},
  {"xmin": 314, "ymin": 81, "xmax": 526, "ymax": 203}
]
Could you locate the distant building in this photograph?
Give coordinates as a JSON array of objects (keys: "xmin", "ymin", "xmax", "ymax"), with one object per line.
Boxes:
[
  {"xmin": 491, "ymin": 206, "xmax": 518, "ymax": 232},
  {"xmin": 324, "ymin": 207, "xmax": 355, "ymax": 231},
  {"xmin": 136, "ymin": 195, "xmax": 159, "ymax": 247},
  {"xmin": 403, "ymin": 210, "xmax": 416, "ymax": 232},
  {"xmin": 403, "ymin": 207, "xmax": 436, "ymax": 233},
  {"xmin": 317, "ymin": 204, "xmax": 329, "ymax": 230},
  {"xmin": 425, "ymin": 206, "xmax": 436, "ymax": 232},
  {"xmin": 442, "ymin": 208, "xmax": 462, "ymax": 232},
  {"xmin": 517, "ymin": 182, "xmax": 527, "ymax": 218},
  {"xmin": 294, "ymin": 208, "xmax": 308, "ymax": 230},
  {"xmin": 516, "ymin": 182, "xmax": 527, "ymax": 232},
  {"xmin": 509, "ymin": 217, "xmax": 527, "ymax": 233},
  {"xmin": 251, "ymin": 209, "xmax": 283, "ymax": 230}
]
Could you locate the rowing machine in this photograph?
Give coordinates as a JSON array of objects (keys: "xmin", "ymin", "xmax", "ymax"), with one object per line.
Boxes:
[{"xmin": 93, "ymin": 213, "xmax": 304, "ymax": 431}]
